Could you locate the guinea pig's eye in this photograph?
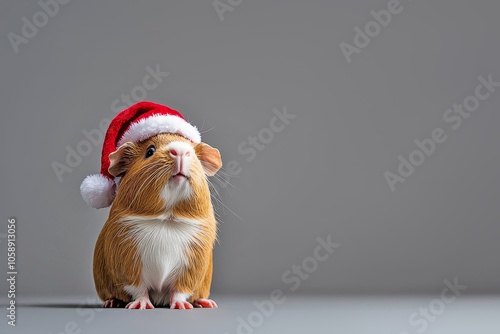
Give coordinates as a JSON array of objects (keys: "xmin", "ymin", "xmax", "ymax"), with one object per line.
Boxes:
[{"xmin": 144, "ymin": 145, "xmax": 156, "ymax": 159}]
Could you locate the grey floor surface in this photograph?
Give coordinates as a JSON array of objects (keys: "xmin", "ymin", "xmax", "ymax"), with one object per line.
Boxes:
[{"xmin": 1, "ymin": 295, "xmax": 499, "ymax": 333}]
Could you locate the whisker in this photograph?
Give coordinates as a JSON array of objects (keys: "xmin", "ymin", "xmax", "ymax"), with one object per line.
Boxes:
[
  {"xmin": 212, "ymin": 173, "xmax": 239, "ymax": 192},
  {"xmin": 210, "ymin": 195, "xmax": 247, "ymax": 224},
  {"xmin": 211, "ymin": 175, "xmax": 233, "ymax": 198},
  {"xmin": 201, "ymin": 161, "xmax": 240, "ymax": 178},
  {"xmin": 125, "ymin": 162, "xmax": 168, "ymax": 210},
  {"xmin": 199, "ymin": 124, "xmax": 216, "ymax": 134},
  {"xmin": 199, "ymin": 114, "xmax": 206, "ymax": 132},
  {"xmin": 207, "ymin": 179, "xmax": 224, "ymax": 210}
]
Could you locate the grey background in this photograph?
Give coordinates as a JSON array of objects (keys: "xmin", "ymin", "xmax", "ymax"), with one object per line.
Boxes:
[{"xmin": 1, "ymin": 0, "xmax": 499, "ymax": 306}]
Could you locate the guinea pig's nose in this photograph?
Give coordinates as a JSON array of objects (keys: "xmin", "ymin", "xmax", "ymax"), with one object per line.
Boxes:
[
  {"xmin": 168, "ymin": 142, "xmax": 193, "ymax": 158},
  {"xmin": 169, "ymin": 149, "xmax": 191, "ymax": 157},
  {"xmin": 168, "ymin": 142, "xmax": 194, "ymax": 176}
]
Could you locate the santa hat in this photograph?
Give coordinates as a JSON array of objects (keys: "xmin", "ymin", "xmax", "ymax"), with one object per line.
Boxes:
[{"xmin": 80, "ymin": 101, "xmax": 201, "ymax": 209}]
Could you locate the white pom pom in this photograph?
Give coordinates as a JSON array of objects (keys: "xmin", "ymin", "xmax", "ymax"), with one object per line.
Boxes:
[{"xmin": 80, "ymin": 174, "xmax": 116, "ymax": 209}]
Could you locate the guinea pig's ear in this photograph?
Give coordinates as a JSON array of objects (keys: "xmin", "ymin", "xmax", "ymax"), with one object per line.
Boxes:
[
  {"xmin": 195, "ymin": 142, "xmax": 222, "ymax": 176},
  {"xmin": 108, "ymin": 142, "xmax": 138, "ymax": 177}
]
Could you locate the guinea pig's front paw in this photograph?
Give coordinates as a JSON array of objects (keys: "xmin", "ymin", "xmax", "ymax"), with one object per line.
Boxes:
[
  {"xmin": 193, "ymin": 298, "xmax": 218, "ymax": 309},
  {"xmin": 170, "ymin": 300, "xmax": 193, "ymax": 310},
  {"xmin": 169, "ymin": 292, "xmax": 193, "ymax": 310},
  {"xmin": 125, "ymin": 297, "xmax": 155, "ymax": 310}
]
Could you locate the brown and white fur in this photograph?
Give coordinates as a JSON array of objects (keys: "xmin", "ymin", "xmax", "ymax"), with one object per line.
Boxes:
[{"xmin": 93, "ymin": 133, "xmax": 222, "ymax": 310}]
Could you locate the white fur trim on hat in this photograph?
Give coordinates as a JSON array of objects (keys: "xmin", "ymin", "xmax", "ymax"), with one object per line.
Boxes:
[
  {"xmin": 80, "ymin": 174, "xmax": 116, "ymax": 209},
  {"xmin": 117, "ymin": 114, "xmax": 201, "ymax": 146}
]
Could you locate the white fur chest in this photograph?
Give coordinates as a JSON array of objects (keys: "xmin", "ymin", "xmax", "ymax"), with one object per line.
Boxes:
[{"xmin": 122, "ymin": 215, "xmax": 200, "ymax": 292}]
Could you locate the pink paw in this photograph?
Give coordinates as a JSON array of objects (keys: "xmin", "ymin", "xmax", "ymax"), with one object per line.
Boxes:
[
  {"xmin": 125, "ymin": 297, "xmax": 154, "ymax": 310},
  {"xmin": 103, "ymin": 298, "xmax": 125, "ymax": 308},
  {"xmin": 193, "ymin": 298, "xmax": 218, "ymax": 309},
  {"xmin": 170, "ymin": 300, "xmax": 193, "ymax": 310}
]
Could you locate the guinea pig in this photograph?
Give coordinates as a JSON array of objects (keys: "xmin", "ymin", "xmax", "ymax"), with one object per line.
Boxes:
[{"xmin": 93, "ymin": 132, "xmax": 222, "ymax": 309}]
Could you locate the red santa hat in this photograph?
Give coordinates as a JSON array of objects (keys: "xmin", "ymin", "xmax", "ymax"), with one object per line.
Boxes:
[{"xmin": 80, "ymin": 101, "xmax": 201, "ymax": 209}]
